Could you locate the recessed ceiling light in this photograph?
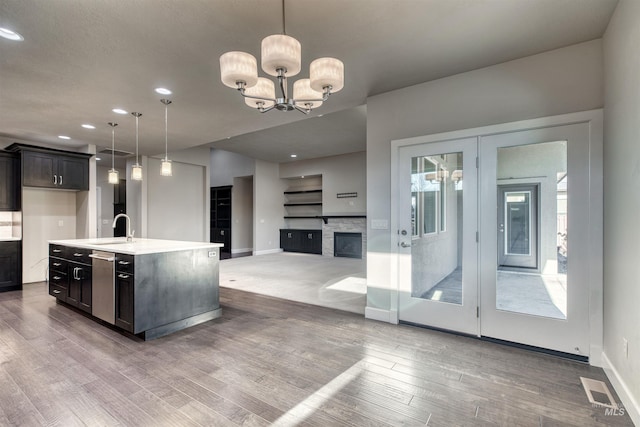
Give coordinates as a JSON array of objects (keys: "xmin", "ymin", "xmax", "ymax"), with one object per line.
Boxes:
[
  {"xmin": 58, "ymin": 135, "xmax": 71, "ymax": 140},
  {"xmin": 81, "ymin": 124, "xmax": 96, "ymax": 129},
  {"xmin": 290, "ymin": 154, "xmax": 297, "ymax": 158},
  {"xmin": 112, "ymin": 108, "xmax": 128, "ymax": 115},
  {"xmin": 155, "ymin": 87, "xmax": 172, "ymax": 95},
  {"xmin": 0, "ymin": 28, "xmax": 24, "ymax": 41}
]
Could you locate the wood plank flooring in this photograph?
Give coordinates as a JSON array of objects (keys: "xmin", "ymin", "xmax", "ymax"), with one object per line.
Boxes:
[{"xmin": 0, "ymin": 283, "xmax": 633, "ymax": 426}]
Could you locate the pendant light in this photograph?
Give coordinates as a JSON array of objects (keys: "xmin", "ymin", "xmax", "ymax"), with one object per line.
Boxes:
[
  {"xmin": 131, "ymin": 112, "xmax": 143, "ymax": 181},
  {"xmin": 160, "ymin": 99, "xmax": 172, "ymax": 176},
  {"xmin": 107, "ymin": 122, "xmax": 119, "ymax": 184}
]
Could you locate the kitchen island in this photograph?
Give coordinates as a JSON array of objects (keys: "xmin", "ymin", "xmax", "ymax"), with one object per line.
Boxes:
[{"xmin": 48, "ymin": 237, "xmax": 223, "ymax": 340}]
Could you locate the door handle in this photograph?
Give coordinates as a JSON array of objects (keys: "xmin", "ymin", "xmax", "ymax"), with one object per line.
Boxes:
[
  {"xmin": 59, "ymin": 175, "xmax": 63, "ymax": 186},
  {"xmin": 53, "ymin": 174, "xmax": 57, "ymax": 185},
  {"xmin": 399, "ymin": 241, "xmax": 412, "ymax": 248}
]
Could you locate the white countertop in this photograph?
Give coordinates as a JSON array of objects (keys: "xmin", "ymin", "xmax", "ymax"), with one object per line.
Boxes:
[
  {"xmin": 49, "ymin": 237, "xmax": 223, "ymax": 255},
  {"xmin": 0, "ymin": 237, "xmax": 21, "ymax": 242}
]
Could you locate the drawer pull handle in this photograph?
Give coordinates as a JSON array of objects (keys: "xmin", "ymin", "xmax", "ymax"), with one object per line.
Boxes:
[
  {"xmin": 118, "ymin": 274, "xmax": 130, "ymax": 279},
  {"xmin": 73, "ymin": 253, "xmax": 83, "ymax": 257},
  {"xmin": 52, "ymin": 290, "xmax": 61, "ymax": 294},
  {"xmin": 118, "ymin": 261, "xmax": 130, "ymax": 265},
  {"xmin": 53, "ymin": 262, "xmax": 61, "ymax": 267},
  {"xmin": 53, "ymin": 276, "xmax": 61, "ymax": 280},
  {"xmin": 52, "ymin": 249, "xmax": 62, "ymax": 253}
]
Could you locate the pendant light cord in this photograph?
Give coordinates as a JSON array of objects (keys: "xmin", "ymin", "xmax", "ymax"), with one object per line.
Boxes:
[
  {"xmin": 165, "ymin": 103, "xmax": 168, "ymax": 159},
  {"xmin": 282, "ymin": 0, "xmax": 286, "ymax": 35},
  {"xmin": 112, "ymin": 127, "xmax": 115, "ymax": 170}
]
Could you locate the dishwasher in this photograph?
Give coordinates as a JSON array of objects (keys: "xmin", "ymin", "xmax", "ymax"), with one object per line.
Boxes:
[{"xmin": 90, "ymin": 250, "xmax": 115, "ymax": 324}]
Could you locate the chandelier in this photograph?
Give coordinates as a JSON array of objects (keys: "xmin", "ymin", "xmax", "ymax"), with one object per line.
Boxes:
[{"xmin": 219, "ymin": 0, "xmax": 344, "ymax": 114}]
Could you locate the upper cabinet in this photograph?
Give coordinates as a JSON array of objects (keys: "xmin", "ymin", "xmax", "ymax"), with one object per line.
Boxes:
[
  {"xmin": 0, "ymin": 152, "xmax": 20, "ymax": 211},
  {"xmin": 6, "ymin": 143, "xmax": 92, "ymax": 191}
]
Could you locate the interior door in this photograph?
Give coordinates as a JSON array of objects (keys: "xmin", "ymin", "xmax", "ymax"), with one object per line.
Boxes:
[
  {"xmin": 498, "ymin": 184, "xmax": 538, "ymax": 269},
  {"xmin": 479, "ymin": 124, "xmax": 591, "ymax": 356},
  {"xmin": 397, "ymin": 138, "xmax": 478, "ymax": 335}
]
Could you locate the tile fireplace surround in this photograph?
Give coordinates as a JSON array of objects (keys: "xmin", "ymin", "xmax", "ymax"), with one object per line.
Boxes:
[{"xmin": 322, "ymin": 218, "xmax": 367, "ymax": 259}]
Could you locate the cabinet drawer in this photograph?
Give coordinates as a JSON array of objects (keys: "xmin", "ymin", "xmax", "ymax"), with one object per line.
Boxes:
[
  {"xmin": 49, "ymin": 244, "xmax": 65, "ymax": 257},
  {"xmin": 49, "ymin": 270, "xmax": 67, "ymax": 286},
  {"xmin": 68, "ymin": 248, "xmax": 92, "ymax": 265},
  {"xmin": 115, "ymin": 254, "xmax": 134, "ymax": 274},
  {"xmin": 49, "ymin": 284, "xmax": 66, "ymax": 300},
  {"xmin": 49, "ymin": 258, "xmax": 68, "ymax": 273}
]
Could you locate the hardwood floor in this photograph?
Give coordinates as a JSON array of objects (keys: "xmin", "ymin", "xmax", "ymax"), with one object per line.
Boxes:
[{"xmin": 0, "ymin": 283, "xmax": 633, "ymax": 426}]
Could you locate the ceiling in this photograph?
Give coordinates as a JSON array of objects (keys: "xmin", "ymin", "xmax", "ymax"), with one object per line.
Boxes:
[{"xmin": 0, "ymin": 0, "xmax": 618, "ymax": 164}]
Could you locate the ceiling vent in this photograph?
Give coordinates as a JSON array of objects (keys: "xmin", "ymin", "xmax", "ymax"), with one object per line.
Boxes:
[{"xmin": 98, "ymin": 148, "xmax": 133, "ymax": 157}]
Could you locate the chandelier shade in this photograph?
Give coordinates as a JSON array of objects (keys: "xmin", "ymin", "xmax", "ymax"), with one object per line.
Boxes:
[
  {"xmin": 220, "ymin": 51, "xmax": 258, "ymax": 89},
  {"xmin": 293, "ymin": 79, "xmax": 323, "ymax": 109},
  {"xmin": 261, "ymin": 34, "xmax": 301, "ymax": 77},
  {"xmin": 244, "ymin": 78, "xmax": 276, "ymax": 108},
  {"xmin": 310, "ymin": 57, "xmax": 344, "ymax": 93}
]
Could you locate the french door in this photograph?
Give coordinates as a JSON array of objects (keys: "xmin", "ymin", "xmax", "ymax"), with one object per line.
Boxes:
[
  {"xmin": 396, "ymin": 121, "xmax": 596, "ymax": 357},
  {"xmin": 397, "ymin": 138, "xmax": 478, "ymax": 335}
]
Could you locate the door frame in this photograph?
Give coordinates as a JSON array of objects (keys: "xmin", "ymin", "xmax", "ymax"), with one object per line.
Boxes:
[{"xmin": 390, "ymin": 109, "xmax": 603, "ymax": 365}]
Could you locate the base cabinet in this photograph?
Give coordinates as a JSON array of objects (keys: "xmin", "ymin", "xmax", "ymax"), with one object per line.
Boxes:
[
  {"xmin": 49, "ymin": 245, "xmax": 92, "ymax": 314},
  {"xmin": 280, "ymin": 229, "xmax": 321, "ymax": 254},
  {"xmin": 0, "ymin": 241, "xmax": 21, "ymax": 292},
  {"xmin": 115, "ymin": 254, "xmax": 134, "ymax": 332}
]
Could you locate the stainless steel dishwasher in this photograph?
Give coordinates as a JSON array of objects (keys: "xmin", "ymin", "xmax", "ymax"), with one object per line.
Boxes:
[{"xmin": 90, "ymin": 250, "xmax": 115, "ymax": 324}]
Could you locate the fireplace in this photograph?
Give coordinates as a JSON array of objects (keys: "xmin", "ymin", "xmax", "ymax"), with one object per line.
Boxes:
[{"xmin": 334, "ymin": 232, "xmax": 363, "ymax": 259}]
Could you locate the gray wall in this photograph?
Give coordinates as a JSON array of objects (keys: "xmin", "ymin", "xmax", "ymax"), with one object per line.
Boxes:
[
  {"xmin": 603, "ymin": 0, "xmax": 640, "ymax": 414},
  {"xmin": 96, "ymin": 165, "xmax": 115, "ymax": 238},
  {"xmin": 366, "ymin": 40, "xmax": 604, "ymax": 314},
  {"xmin": 232, "ymin": 176, "xmax": 254, "ymax": 253},
  {"xmin": 253, "ymin": 160, "xmax": 287, "ymax": 254},
  {"xmin": 210, "ymin": 148, "xmax": 255, "ymax": 186}
]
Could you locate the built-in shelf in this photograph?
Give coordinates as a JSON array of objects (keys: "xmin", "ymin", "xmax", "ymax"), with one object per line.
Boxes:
[
  {"xmin": 284, "ymin": 203, "xmax": 323, "ymax": 206},
  {"xmin": 284, "ymin": 189, "xmax": 322, "ymax": 195},
  {"xmin": 284, "ymin": 215, "xmax": 367, "ymax": 224}
]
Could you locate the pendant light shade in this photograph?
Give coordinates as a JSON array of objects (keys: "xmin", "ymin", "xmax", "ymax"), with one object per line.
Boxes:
[
  {"xmin": 160, "ymin": 98, "xmax": 173, "ymax": 177},
  {"xmin": 244, "ymin": 78, "xmax": 276, "ymax": 109},
  {"xmin": 310, "ymin": 57, "xmax": 344, "ymax": 93},
  {"xmin": 293, "ymin": 79, "xmax": 323, "ymax": 109},
  {"xmin": 220, "ymin": 51, "xmax": 258, "ymax": 88},
  {"xmin": 107, "ymin": 122, "xmax": 119, "ymax": 184},
  {"xmin": 131, "ymin": 112, "xmax": 143, "ymax": 181},
  {"xmin": 261, "ymin": 34, "xmax": 301, "ymax": 77}
]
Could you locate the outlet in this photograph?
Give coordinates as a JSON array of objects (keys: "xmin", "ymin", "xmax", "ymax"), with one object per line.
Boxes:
[
  {"xmin": 623, "ymin": 337, "xmax": 628, "ymax": 359},
  {"xmin": 58, "ymin": 220, "xmax": 64, "ymax": 227}
]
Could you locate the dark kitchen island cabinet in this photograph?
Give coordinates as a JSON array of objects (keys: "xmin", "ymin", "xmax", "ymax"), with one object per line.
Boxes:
[{"xmin": 49, "ymin": 238, "xmax": 223, "ymax": 340}]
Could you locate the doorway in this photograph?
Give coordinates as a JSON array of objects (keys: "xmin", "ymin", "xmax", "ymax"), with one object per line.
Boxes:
[{"xmin": 394, "ymin": 113, "xmax": 602, "ymax": 359}]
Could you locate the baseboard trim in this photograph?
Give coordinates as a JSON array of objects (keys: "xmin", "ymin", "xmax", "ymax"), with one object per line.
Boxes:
[
  {"xmin": 254, "ymin": 248, "xmax": 283, "ymax": 256},
  {"xmin": 231, "ymin": 248, "xmax": 253, "ymax": 254},
  {"xmin": 601, "ymin": 352, "xmax": 640, "ymax": 425},
  {"xmin": 365, "ymin": 307, "xmax": 392, "ymax": 322}
]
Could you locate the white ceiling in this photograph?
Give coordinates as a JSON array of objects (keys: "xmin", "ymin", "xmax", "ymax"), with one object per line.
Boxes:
[{"xmin": 0, "ymin": 0, "xmax": 617, "ymax": 164}]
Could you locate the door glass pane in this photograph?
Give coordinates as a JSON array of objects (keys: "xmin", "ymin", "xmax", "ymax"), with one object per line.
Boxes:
[
  {"xmin": 411, "ymin": 152, "xmax": 463, "ymax": 305},
  {"xmin": 496, "ymin": 141, "xmax": 567, "ymax": 319}
]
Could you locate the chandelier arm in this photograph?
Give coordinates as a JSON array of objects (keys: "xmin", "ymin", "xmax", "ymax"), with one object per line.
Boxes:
[
  {"xmin": 259, "ymin": 104, "xmax": 277, "ymax": 113},
  {"xmin": 293, "ymin": 105, "xmax": 311, "ymax": 115},
  {"xmin": 238, "ymin": 91, "xmax": 278, "ymax": 103}
]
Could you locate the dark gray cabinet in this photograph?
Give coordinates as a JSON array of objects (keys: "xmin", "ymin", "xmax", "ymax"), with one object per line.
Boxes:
[
  {"xmin": 280, "ymin": 229, "xmax": 322, "ymax": 254},
  {"xmin": 115, "ymin": 254, "xmax": 134, "ymax": 332},
  {"xmin": 210, "ymin": 186, "xmax": 232, "ymax": 254},
  {"xmin": 49, "ymin": 245, "xmax": 92, "ymax": 313},
  {"xmin": 0, "ymin": 152, "xmax": 20, "ymax": 211},
  {"xmin": 6, "ymin": 143, "xmax": 91, "ymax": 191},
  {"xmin": 0, "ymin": 241, "xmax": 22, "ymax": 292}
]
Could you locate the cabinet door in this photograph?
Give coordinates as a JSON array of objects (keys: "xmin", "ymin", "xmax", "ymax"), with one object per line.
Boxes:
[
  {"xmin": 0, "ymin": 155, "xmax": 20, "ymax": 210},
  {"xmin": 58, "ymin": 156, "xmax": 88, "ymax": 190},
  {"xmin": 67, "ymin": 267, "xmax": 80, "ymax": 307},
  {"xmin": 22, "ymin": 151, "xmax": 57, "ymax": 188},
  {"xmin": 78, "ymin": 267, "xmax": 92, "ymax": 313},
  {"xmin": 115, "ymin": 272, "xmax": 134, "ymax": 332},
  {"xmin": 0, "ymin": 241, "xmax": 21, "ymax": 292},
  {"xmin": 301, "ymin": 231, "xmax": 322, "ymax": 254},
  {"xmin": 280, "ymin": 230, "xmax": 301, "ymax": 252}
]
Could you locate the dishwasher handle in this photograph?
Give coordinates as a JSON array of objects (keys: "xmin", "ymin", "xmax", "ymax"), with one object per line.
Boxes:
[{"xmin": 89, "ymin": 253, "xmax": 115, "ymax": 262}]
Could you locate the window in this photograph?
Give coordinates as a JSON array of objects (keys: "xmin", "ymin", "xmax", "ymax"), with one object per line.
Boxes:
[{"xmin": 411, "ymin": 156, "xmax": 447, "ymax": 237}]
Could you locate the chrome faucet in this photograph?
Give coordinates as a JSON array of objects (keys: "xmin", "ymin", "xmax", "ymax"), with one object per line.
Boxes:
[{"xmin": 112, "ymin": 213, "xmax": 135, "ymax": 242}]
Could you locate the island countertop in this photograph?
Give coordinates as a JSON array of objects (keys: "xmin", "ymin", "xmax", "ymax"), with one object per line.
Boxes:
[{"xmin": 49, "ymin": 237, "xmax": 223, "ymax": 255}]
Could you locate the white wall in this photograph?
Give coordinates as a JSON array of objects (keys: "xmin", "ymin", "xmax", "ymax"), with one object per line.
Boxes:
[
  {"xmin": 366, "ymin": 40, "xmax": 604, "ymax": 315},
  {"xmin": 146, "ymin": 158, "xmax": 207, "ymax": 242},
  {"xmin": 22, "ymin": 188, "xmax": 77, "ymax": 283},
  {"xmin": 210, "ymin": 148, "xmax": 255, "ymax": 186},
  {"xmin": 232, "ymin": 176, "xmax": 253, "ymax": 253},
  {"xmin": 253, "ymin": 160, "xmax": 286, "ymax": 254},
  {"xmin": 280, "ymin": 151, "xmax": 366, "ymax": 214},
  {"xmin": 603, "ymin": 0, "xmax": 640, "ymax": 421}
]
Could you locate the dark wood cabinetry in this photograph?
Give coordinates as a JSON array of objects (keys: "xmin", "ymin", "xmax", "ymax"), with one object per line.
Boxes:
[
  {"xmin": 210, "ymin": 186, "xmax": 232, "ymax": 254},
  {"xmin": 0, "ymin": 152, "xmax": 20, "ymax": 211},
  {"xmin": 0, "ymin": 241, "xmax": 22, "ymax": 292},
  {"xmin": 280, "ymin": 229, "xmax": 322, "ymax": 254},
  {"xmin": 6, "ymin": 143, "xmax": 91, "ymax": 191},
  {"xmin": 115, "ymin": 254, "xmax": 134, "ymax": 332},
  {"xmin": 49, "ymin": 245, "xmax": 92, "ymax": 314}
]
